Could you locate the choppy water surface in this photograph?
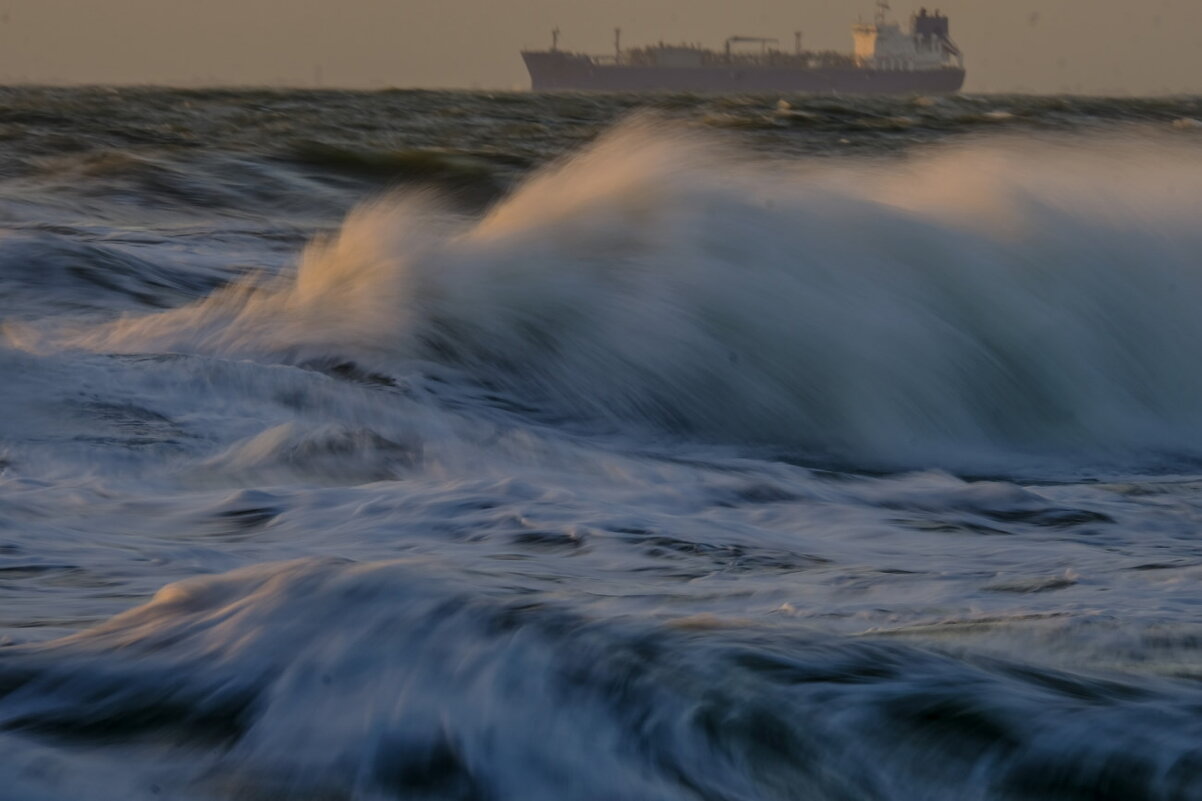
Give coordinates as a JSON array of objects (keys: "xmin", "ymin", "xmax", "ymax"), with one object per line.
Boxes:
[{"xmin": 5, "ymin": 87, "xmax": 1202, "ymax": 800}]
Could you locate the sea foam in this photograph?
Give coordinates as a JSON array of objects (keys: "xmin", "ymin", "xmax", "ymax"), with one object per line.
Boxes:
[{"xmin": 23, "ymin": 120, "xmax": 1202, "ymax": 473}]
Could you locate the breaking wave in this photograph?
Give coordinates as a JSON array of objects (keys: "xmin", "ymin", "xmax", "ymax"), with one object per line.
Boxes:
[{"xmin": 21, "ymin": 121, "xmax": 1202, "ymax": 472}]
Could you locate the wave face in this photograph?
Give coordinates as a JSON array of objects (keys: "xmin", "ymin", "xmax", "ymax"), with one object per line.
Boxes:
[
  {"xmin": 44, "ymin": 121, "xmax": 1202, "ymax": 473},
  {"xmin": 6, "ymin": 90, "xmax": 1202, "ymax": 801}
]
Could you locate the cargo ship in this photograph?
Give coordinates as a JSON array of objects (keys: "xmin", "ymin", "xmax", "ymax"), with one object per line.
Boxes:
[{"xmin": 522, "ymin": 2, "xmax": 964, "ymax": 95}]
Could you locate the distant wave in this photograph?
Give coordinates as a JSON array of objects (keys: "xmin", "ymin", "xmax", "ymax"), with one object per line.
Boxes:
[{"xmin": 21, "ymin": 120, "xmax": 1202, "ymax": 473}]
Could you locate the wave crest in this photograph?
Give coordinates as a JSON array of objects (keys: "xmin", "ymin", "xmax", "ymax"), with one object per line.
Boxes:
[{"xmin": 33, "ymin": 122, "xmax": 1202, "ymax": 471}]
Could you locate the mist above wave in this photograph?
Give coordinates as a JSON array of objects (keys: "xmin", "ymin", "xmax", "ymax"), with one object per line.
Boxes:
[{"xmin": 22, "ymin": 120, "xmax": 1202, "ymax": 472}]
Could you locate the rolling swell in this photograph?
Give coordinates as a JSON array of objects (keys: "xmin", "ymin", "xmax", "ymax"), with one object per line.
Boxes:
[
  {"xmin": 4, "ymin": 557, "xmax": 1202, "ymax": 801},
  {"xmin": 6, "ymin": 92, "xmax": 1202, "ymax": 801},
  {"xmin": 0, "ymin": 234, "xmax": 229, "ymax": 314},
  {"xmin": 27, "ymin": 121, "xmax": 1202, "ymax": 473}
]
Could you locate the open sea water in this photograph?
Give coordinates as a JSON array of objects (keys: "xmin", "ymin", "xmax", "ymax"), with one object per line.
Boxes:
[{"xmin": 4, "ymin": 87, "xmax": 1202, "ymax": 800}]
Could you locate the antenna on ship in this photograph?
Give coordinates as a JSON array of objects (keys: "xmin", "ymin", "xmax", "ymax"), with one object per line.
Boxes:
[
  {"xmin": 875, "ymin": 0, "xmax": 891, "ymax": 24},
  {"xmin": 551, "ymin": 27, "xmax": 560, "ymax": 51},
  {"xmin": 794, "ymin": 31, "xmax": 802, "ymax": 54},
  {"xmin": 614, "ymin": 27, "xmax": 622, "ymax": 59}
]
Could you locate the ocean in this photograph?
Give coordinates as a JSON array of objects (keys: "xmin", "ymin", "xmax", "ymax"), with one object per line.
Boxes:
[{"xmin": 3, "ymin": 87, "xmax": 1202, "ymax": 800}]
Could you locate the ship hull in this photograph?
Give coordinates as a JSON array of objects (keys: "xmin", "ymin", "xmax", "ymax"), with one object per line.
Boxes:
[{"xmin": 522, "ymin": 52, "xmax": 965, "ymax": 94}]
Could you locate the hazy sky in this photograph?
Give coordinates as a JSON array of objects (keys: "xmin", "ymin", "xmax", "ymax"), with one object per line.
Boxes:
[{"xmin": 1, "ymin": 0, "xmax": 1199, "ymax": 94}]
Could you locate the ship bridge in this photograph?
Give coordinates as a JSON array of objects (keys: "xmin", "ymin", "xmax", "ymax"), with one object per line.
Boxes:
[{"xmin": 852, "ymin": 2, "xmax": 961, "ymax": 70}]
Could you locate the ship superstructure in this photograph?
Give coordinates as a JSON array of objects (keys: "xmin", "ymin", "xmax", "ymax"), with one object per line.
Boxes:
[{"xmin": 522, "ymin": 3, "xmax": 964, "ymax": 94}]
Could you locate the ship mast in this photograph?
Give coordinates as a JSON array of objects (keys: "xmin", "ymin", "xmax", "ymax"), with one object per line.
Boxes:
[{"xmin": 875, "ymin": 0, "xmax": 890, "ymax": 24}]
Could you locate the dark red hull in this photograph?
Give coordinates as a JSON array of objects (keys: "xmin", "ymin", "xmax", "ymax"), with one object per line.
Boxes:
[{"xmin": 522, "ymin": 52, "xmax": 965, "ymax": 94}]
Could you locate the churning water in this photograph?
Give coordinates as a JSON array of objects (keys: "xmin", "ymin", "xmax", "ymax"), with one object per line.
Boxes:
[{"xmin": 3, "ymin": 87, "xmax": 1202, "ymax": 800}]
